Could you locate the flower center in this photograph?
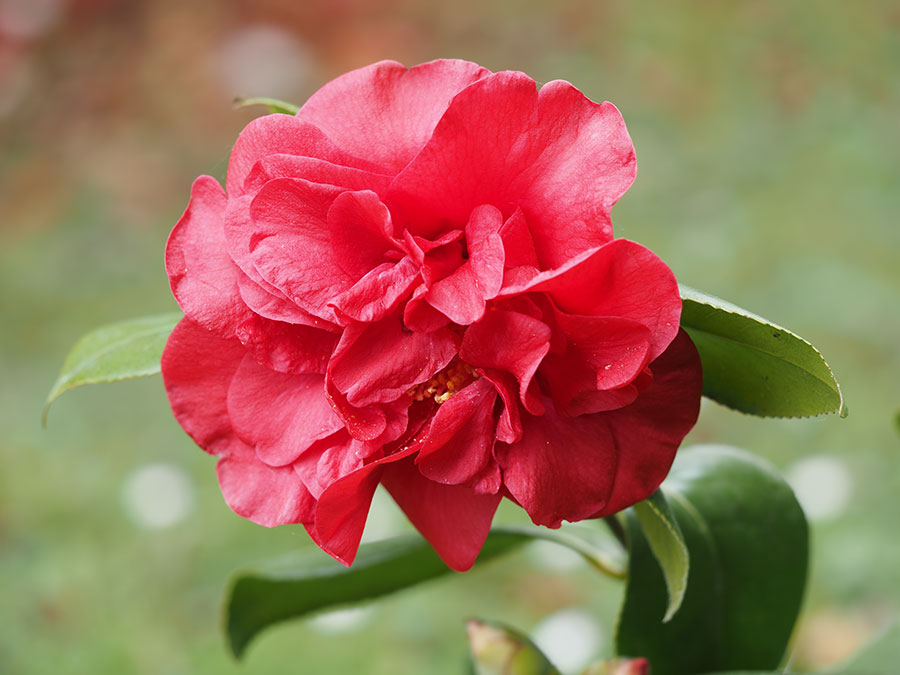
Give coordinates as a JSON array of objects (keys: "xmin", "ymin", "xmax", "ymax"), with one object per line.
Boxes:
[{"xmin": 408, "ymin": 360, "xmax": 479, "ymax": 404}]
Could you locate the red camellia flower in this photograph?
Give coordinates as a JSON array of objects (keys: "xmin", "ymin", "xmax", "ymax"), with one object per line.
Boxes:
[{"xmin": 162, "ymin": 59, "xmax": 703, "ymax": 571}]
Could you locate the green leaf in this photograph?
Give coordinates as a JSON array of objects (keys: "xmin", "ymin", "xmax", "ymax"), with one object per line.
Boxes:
[
  {"xmin": 233, "ymin": 96, "xmax": 301, "ymax": 115},
  {"xmin": 616, "ymin": 445, "xmax": 808, "ymax": 675},
  {"xmin": 467, "ymin": 618, "xmax": 561, "ymax": 675},
  {"xmin": 631, "ymin": 491, "xmax": 689, "ymax": 622},
  {"xmin": 225, "ymin": 525, "xmax": 623, "ymax": 659},
  {"xmin": 44, "ymin": 313, "xmax": 181, "ymax": 425},
  {"xmin": 680, "ymin": 284, "xmax": 845, "ymax": 418}
]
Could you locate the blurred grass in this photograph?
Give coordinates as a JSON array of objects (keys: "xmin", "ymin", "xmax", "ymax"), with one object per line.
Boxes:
[{"xmin": 1, "ymin": 1, "xmax": 898, "ymax": 673}]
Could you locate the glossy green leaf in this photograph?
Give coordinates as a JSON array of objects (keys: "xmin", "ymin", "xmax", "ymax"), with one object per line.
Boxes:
[
  {"xmin": 233, "ymin": 96, "xmax": 301, "ymax": 115},
  {"xmin": 631, "ymin": 491, "xmax": 688, "ymax": 622},
  {"xmin": 680, "ymin": 284, "xmax": 844, "ymax": 418},
  {"xmin": 616, "ymin": 445, "xmax": 808, "ymax": 675},
  {"xmin": 226, "ymin": 525, "xmax": 623, "ymax": 659},
  {"xmin": 44, "ymin": 313, "xmax": 181, "ymax": 425},
  {"xmin": 467, "ymin": 618, "xmax": 561, "ymax": 675}
]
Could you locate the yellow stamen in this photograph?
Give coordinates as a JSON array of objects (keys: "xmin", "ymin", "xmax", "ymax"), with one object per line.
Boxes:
[{"xmin": 407, "ymin": 360, "xmax": 479, "ymax": 404}]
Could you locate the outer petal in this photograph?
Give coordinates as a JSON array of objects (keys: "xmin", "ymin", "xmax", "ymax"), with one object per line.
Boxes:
[
  {"xmin": 226, "ymin": 114, "xmax": 383, "ymax": 197},
  {"xmin": 216, "ymin": 439, "xmax": 316, "ymax": 527},
  {"xmin": 496, "ymin": 330, "xmax": 702, "ymax": 527},
  {"xmin": 161, "ymin": 317, "xmax": 246, "ymax": 453},
  {"xmin": 388, "ymin": 71, "xmax": 539, "ymax": 236},
  {"xmin": 496, "ymin": 396, "xmax": 618, "ymax": 527},
  {"xmin": 382, "ymin": 457, "xmax": 502, "ymax": 571},
  {"xmin": 309, "ymin": 442, "xmax": 422, "ymax": 566},
  {"xmin": 296, "ymin": 59, "xmax": 491, "ymax": 173},
  {"xmin": 161, "ymin": 319, "xmax": 315, "ymax": 526},
  {"xmin": 595, "ymin": 329, "xmax": 702, "ymax": 515},
  {"xmin": 388, "ymin": 74, "xmax": 635, "ymax": 267},
  {"xmin": 165, "ymin": 176, "xmax": 251, "ymax": 338},
  {"xmin": 500, "ymin": 239, "xmax": 681, "ymax": 361},
  {"xmin": 226, "ymin": 352, "xmax": 342, "ymax": 467},
  {"xmin": 506, "ymin": 82, "xmax": 635, "ymax": 268}
]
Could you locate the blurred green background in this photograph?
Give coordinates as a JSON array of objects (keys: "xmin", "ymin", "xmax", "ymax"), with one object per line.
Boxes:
[{"xmin": 1, "ymin": 1, "xmax": 898, "ymax": 673}]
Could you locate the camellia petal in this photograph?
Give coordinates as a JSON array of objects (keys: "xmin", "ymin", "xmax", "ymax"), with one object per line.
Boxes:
[
  {"xmin": 297, "ymin": 59, "xmax": 491, "ymax": 173},
  {"xmin": 226, "ymin": 114, "xmax": 383, "ymax": 197},
  {"xmin": 500, "ymin": 238, "xmax": 681, "ymax": 361},
  {"xmin": 216, "ymin": 438, "xmax": 317, "ymax": 527},
  {"xmin": 166, "ymin": 176, "xmax": 251, "ymax": 338},
  {"xmin": 507, "ymin": 81, "xmax": 635, "ymax": 269},
  {"xmin": 328, "ymin": 315, "xmax": 458, "ymax": 408},
  {"xmin": 388, "ymin": 71, "xmax": 538, "ymax": 237},
  {"xmin": 594, "ymin": 329, "xmax": 702, "ymax": 516},
  {"xmin": 416, "ymin": 378, "xmax": 499, "ymax": 487},
  {"xmin": 382, "ymin": 457, "xmax": 502, "ymax": 571},
  {"xmin": 162, "ymin": 317, "xmax": 246, "ymax": 454},
  {"xmin": 460, "ymin": 310, "xmax": 551, "ymax": 412},
  {"xmin": 226, "ymin": 352, "xmax": 342, "ymax": 467}
]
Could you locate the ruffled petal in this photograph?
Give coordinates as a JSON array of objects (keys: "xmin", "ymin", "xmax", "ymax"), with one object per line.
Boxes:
[
  {"xmin": 500, "ymin": 239, "xmax": 681, "ymax": 361},
  {"xmin": 382, "ymin": 457, "xmax": 502, "ymax": 571},
  {"xmin": 216, "ymin": 438, "xmax": 316, "ymax": 526},
  {"xmin": 161, "ymin": 317, "xmax": 246, "ymax": 454},
  {"xmin": 328, "ymin": 316, "xmax": 458, "ymax": 408},
  {"xmin": 227, "ymin": 353, "xmax": 342, "ymax": 467},
  {"xmin": 416, "ymin": 378, "xmax": 499, "ymax": 488},
  {"xmin": 327, "ymin": 190, "xmax": 398, "ymax": 278},
  {"xmin": 540, "ymin": 313, "xmax": 652, "ymax": 415},
  {"xmin": 388, "ymin": 71, "xmax": 539, "ymax": 237},
  {"xmin": 479, "ymin": 368, "xmax": 523, "ymax": 444},
  {"xmin": 505, "ymin": 81, "xmax": 634, "ymax": 268},
  {"xmin": 424, "ymin": 205, "xmax": 505, "ymax": 325},
  {"xmin": 248, "ymin": 178, "xmax": 352, "ymax": 320},
  {"xmin": 226, "ymin": 114, "xmax": 382, "ymax": 197},
  {"xmin": 309, "ymin": 442, "xmax": 422, "ymax": 566},
  {"xmin": 165, "ymin": 176, "xmax": 251, "ymax": 338},
  {"xmin": 237, "ymin": 272, "xmax": 334, "ymax": 328},
  {"xmin": 330, "ymin": 258, "xmax": 421, "ymax": 325},
  {"xmin": 496, "ymin": 330, "xmax": 701, "ymax": 527},
  {"xmin": 234, "ymin": 313, "xmax": 337, "ymax": 375},
  {"xmin": 244, "ymin": 153, "xmax": 392, "ymax": 196},
  {"xmin": 460, "ymin": 310, "xmax": 550, "ymax": 413},
  {"xmin": 594, "ymin": 329, "xmax": 702, "ymax": 516},
  {"xmin": 296, "ymin": 59, "xmax": 491, "ymax": 173}
]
